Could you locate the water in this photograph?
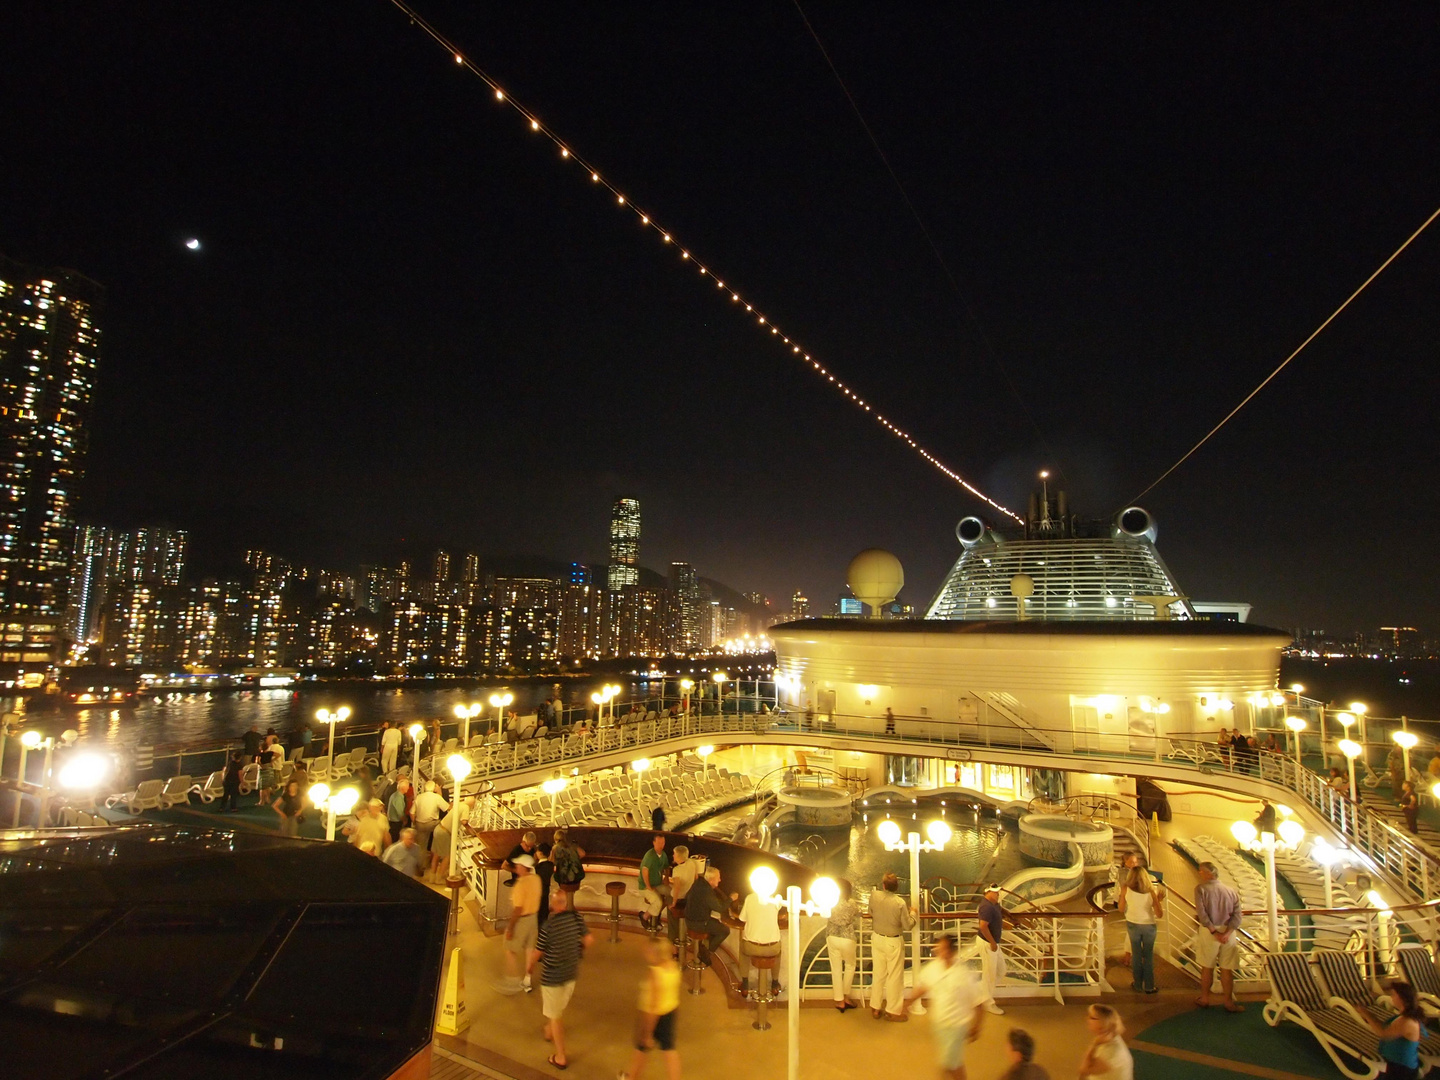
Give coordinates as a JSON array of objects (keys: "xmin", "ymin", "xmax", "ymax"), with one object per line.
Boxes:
[{"xmin": 1280, "ymin": 657, "xmax": 1440, "ymax": 721}]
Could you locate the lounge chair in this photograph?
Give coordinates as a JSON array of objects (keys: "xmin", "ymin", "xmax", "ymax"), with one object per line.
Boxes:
[
  {"xmin": 1397, "ymin": 944, "xmax": 1440, "ymax": 1014},
  {"xmin": 1263, "ymin": 951, "xmax": 1384, "ymax": 1080},
  {"xmin": 1316, "ymin": 948, "xmax": 1440, "ymax": 1064},
  {"xmin": 192, "ymin": 771, "xmax": 226, "ymax": 803},
  {"xmin": 305, "ymin": 755, "xmax": 331, "ymax": 783},
  {"xmin": 159, "ymin": 775, "xmax": 193, "ymax": 809},
  {"xmin": 238, "ymin": 762, "xmax": 260, "ymax": 794},
  {"xmin": 105, "ymin": 778, "xmax": 166, "ymax": 815}
]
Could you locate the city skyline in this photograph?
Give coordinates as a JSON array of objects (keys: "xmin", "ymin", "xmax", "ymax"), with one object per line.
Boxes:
[{"xmin": 1, "ymin": 5, "xmax": 1438, "ymax": 630}]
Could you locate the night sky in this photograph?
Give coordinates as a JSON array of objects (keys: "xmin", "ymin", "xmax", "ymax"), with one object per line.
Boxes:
[{"xmin": 3, "ymin": 3, "xmax": 1437, "ymax": 629}]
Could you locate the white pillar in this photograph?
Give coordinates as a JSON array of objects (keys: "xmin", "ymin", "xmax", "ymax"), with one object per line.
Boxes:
[
  {"xmin": 786, "ymin": 885, "xmax": 801, "ymax": 1080},
  {"xmin": 908, "ymin": 834, "xmax": 926, "ymax": 1014}
]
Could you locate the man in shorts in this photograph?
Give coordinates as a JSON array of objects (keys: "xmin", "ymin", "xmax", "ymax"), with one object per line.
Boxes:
[
  {"xmin": 1193, "ymin": 861, "xmax": 1244, "ymax": 1011},
  {"xmin": 906, "ymin": 933, "xmax": 985, "ymax": 1079},
  {"xmin": 531, "ymin": 886, "xmax": 592, "ymax": 1070},
  {"xmin": 496, "ymin": 853, "xmax": 541, "ymax": 994}
]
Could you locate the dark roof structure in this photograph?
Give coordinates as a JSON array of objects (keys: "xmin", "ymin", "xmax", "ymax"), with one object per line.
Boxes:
[{"xmin": 0, "ymin": 824, "xmax": 449, "ymax": 1080}]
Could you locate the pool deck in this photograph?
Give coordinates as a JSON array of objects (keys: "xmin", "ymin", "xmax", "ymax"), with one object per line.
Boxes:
[{"xmin": 432, "ymin": 915, "xmax": 1346, "ymax": 1080}]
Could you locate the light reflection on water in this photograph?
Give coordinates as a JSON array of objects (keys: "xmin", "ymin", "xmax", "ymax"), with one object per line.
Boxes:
[{"xmin": 774, "ymin": 814, "xmax": 1008, "ymax": 899}]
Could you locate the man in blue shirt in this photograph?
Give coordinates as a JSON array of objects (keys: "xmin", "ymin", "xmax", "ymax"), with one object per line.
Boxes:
[{"xmin": 977, "ymin": 884, "xmax": 1007, "ymax": 1015}]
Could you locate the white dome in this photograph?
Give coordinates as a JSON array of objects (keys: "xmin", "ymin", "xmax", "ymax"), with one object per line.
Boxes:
[{"xmin": 847, "ymin": 549, "xmax": 904, "ymax": 613}]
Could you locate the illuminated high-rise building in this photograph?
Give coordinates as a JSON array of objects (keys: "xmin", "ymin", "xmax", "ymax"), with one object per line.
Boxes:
[
  {"xmin": 461, "ymin": 553, "xmax": 480, "ymax": 582},
  {"xmin": 433, "ymin": 549, "xmax": 451, "ymax": 582},
  {"xmin": 607, "ymin": 497, "xmax": 641, "ymax": 590},
  {"xmin": 0, "ymin": 255, "xmax": 102, "ymax": 661},
  {"xmin": 669, "ymin": 561, "xmax": 701, "ymax": 650},
  {"xmin": 791, "ymin": 590, "xmax": 809, "ymax": 618}
]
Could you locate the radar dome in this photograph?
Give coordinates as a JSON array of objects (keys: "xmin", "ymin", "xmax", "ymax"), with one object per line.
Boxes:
[{"xmin": 847, "ymin": 549, "xmax": 904, "ymax": 616}]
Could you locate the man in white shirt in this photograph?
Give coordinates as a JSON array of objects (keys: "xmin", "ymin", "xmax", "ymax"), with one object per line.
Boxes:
[
  {"xmin": 380, "ymin": 722, "xmax": 401, "ymax": 774},
  {"xmin": 667, "ymin": 846, "xmax": 702, "ymax": 947},
  {"xmin": 411, "ymin": 780, "xmax": 450, "ymax": 857},
  {"xmin": 738, "ymin": 884, "xmax": 782, "ymax": 999},
  {"xmin": 906, "ymin": 933, "xmax": 985, "ymax": 1080}
]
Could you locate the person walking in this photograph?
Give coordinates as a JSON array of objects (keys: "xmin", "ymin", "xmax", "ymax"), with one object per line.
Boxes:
[
  {"xmin": 868, "ymin": 872, "xmax": 915, "ymax": 1020},
  {"xmin": 411, "ymin": 780, "xmax": 449, "ymax": 856},
  {"xmin": 271, "ymin": 779, "xmax": 304, "ymax": 836},
  {"xmin": 824, "ymin": 879, "xmax": 861, "ymax": 1011},
  {"xmin": 1364, "ymin": 981, "xmax": 1427, "ymax": 1080},
  {"xmin": 532, "ymin": 886, "xmax": 593, "ymax": 1070},
  {"xmin": 1117, "ymin": 865, "xmax": 1163, "ymax": 993},
  {"xmin": 999, "ymin": 1029, "xmax": 1050, "ymax": 1080},
  {"xmin": 619, "ymin": 937, "xmax": 683, "ymax": 1080},
  {"xmin": 379, "ymin": 721, "xmax": 401, "ymax": 775},
  {"xmin": 639, "ymin": 834, "xmax": 671, "ymax": 934},
  {"xmin": 1193, "ymin": 861, "xmax": 1244, "ymax": 1011},
  {"xmin": 344, "ymin": 799, "xmax": 390, "ymax": 852},
  {"xmin": 1400, "ymin": 781, "xmax": 1420, "ymax": 834},
  {"xmin": 381, "ymin": 827, "xmax": 424, "ymax": 878},
  {"xmin": 496, "ymin": 853, "xmax": 541, "ymax": 994},
  {"xmin": 905, "ymin": 932, "xmax": 985, "ymax": 1080},
  {"xmin": 977, "ymin": 884, "xmax": 1008, "ymax": 1015},
  {"xmin": 1077, "ymin": 1004, "xmax": 1133, "ymax": 1080},
  {"xmin": 221, "ymin": 750, "xmax": 244, "ymax": 813}
]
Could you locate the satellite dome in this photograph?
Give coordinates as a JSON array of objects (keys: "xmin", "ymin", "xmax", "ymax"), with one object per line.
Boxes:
[{"xmin": 847, "ymin": 549, "xmax": 904, "ymax": 615}]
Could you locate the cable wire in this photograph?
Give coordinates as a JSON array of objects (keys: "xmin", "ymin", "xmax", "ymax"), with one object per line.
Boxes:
[
  {"xmin": 1128, "ymin": 202, "xmax": 1440, "ymax": 506},
  {"xmin": 385, "ymin": 0, "xmax": 1022, "ymax": 521}
]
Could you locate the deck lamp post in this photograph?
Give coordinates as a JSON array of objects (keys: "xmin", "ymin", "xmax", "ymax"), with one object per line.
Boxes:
[
  {"xmin": 711, "ymin": 671, "xmax": 728, "ymax": 717},
  {"xmin": 748, "ymin": 864, "xmax": 840, "ymax": 1080},
  {"xmin": 679, "ymin": 678, "xmax": 694, "ymax": 718},
  {"xmin": 1339, "ymin": 738, "xmax": 1362, "ymax": 804},
  {"xmin": 1232, "ymin": 817, "xmax": 1305, "ymax": 948},
  {"xmin": 15, "ymin": 730, "xmax": 55, "ymax": 828},
  {"xmin": 696, "ymin": 745, "xmax": 715, "ymax": 781},
  {"xmin": 1351, "ymin": 703, "xmax": 1369, "ymax": 768},
  {"xmin": 877, "ymin": 816, "xmax": 952, "ymax": 1014},
  {"xmin": 453, "ymin": 703, "xmax": 483, "ymax": 747},
  {"xmin": 408, "ymin": 722, "xmax": 426, "ymax": 783},
  {"xmin": 447, "ymin": 753, "xmax": 472, "ymax": 801},
  {"xmin": 1392, "ymin": 729, "xmax": 1418, "ymax": 785},
  {"xmin": 489, "ymin": 691, "xmax": 514, "ymax": 736},
  {"xmin": 1311, "ymin": 839, "xmax": 1339, "ymax": 908},
  {"xmin": 541, "ymin": 775, "xmax": 567, "ymax": 822},
  {"xmin": 1285, "ymin": 715, "xmax": 1308, "ymax": 770},
  {"xmin": 316, "ymin": 706, "xmax": 351, "ymax": 766},
  {"xmin": 631, "ymin": 758, "xmax": 651, "ymax": 805},
  {"xmin": 308, "ymin": 783, "xmax": 360, "ymax": 841}
]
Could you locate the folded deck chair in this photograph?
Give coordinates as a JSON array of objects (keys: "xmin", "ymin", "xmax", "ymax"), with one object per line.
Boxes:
[{"xmin": 1264, "ymin": 951, "xmax": 1383, "ymax": 1080}]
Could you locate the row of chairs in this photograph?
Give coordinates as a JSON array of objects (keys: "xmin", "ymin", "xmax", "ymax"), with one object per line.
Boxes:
[
  {"xmin": 509, "ymin": 763, "xmax": 750, "ymax": 827},
  {"xmin": 1270, "ymin": 848, "xmax": 1369, "ymax": 948},
  {"xmin": 1265, "ymin": 948, "xmax": 1440, "ymax": 1079},
  {"xmin": 57, "ymin": 807, "xmax": 107, "ymax": 827},
  {"xmin": 104, "ymin": 774, "xmax": 198, "ymax": 815}
]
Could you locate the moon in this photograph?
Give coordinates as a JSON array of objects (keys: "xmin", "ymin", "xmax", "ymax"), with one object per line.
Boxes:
[{"xmin": 185, "ymin": 238, "xmax": 201, "ymax": 251}]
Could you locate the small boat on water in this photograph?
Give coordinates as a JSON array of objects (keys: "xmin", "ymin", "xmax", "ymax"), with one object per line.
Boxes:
[{"xmin": 59, "ymin": 666, "xmax": 139, "ymax": 708}]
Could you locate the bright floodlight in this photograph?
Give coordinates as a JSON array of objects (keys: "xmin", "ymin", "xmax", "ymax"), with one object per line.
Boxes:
[
  {"xmin": 1336, "ymin": 712, "xmax": 1355, "ymax": 728},
  {"xmin": 877, "ymin": 819, "xmax": 902, "ymax": 846},
  {"xmin": 927, "ymin": 819, "xmax": 953, "ymax": 847},
  {"xmin": 680, "ymin": 678, "xmax": 694, "ymax": 689},
  {"xmin": 1277, "ymin": 804, "xmax": 1293, "ymax": 817},
  {"xmin": 454, "ymin": 704, "xmax": 468, "ymax": 719},
  {"xmin": 1231, "ymin": 820, "xmax": 1259, "ymax": 846},
  {"xmin": 338, "ymin": 706, "xmax": 351, "ymax": 720},
  {"xmin": 1278, "ymin": 819, "xmax": 1305, "ymax": 847},
  {"xmin": 1366, "ymin": 890, "xmax": 1389, "ymax": 910},
  {"xmin": 1393, "ymin": 730, "xmax": 1419, "ymax": 750},
  {"xmin": 712, "ymin": 671, "xmax": 728, "ymax": 683},
  {"xmin": 591, "ymin": 692, "xmax": 604, "ymax": 704},
  {"xmin": 1433, "ymin": 782, "xmax": 1440, "ymax": 801},
  {"xmin": 331, "ymin": 787, "xmax": 360, "ymax": 814},
  {"xmin": 1290, "ymin": 683, "xmax": 1305, "ymax": 694},
  {"xmin": 447, "ymin": 754, "xmax": 472, "ymax": 782},
  {"xmin": 810, "ymin": 876, "xmax": 840, "ymax": 913},
  {"xmin": 1311, "ymin": 839, "xmax": 1338, "ymax": 866},
  {"xmin": 1270, "ymin": 693, "xmax": 1286, "ymax": 707},
  {"xmin": 308, "ymin": 782, "xmax": 331, "ymax": 806},
  {"xmin": 1338, "ymin": 738, "xmax": 1362, "ymax": 759},
  {"xmin": 696, "ymin": 745, "xmax": 715, "ymax": 758},
  {"xmin": 749, "ymin": 864, "xmax": 779, "ymax": 900},
  {"xmin": 632, "ymin": 758, "xmax": 651, "ymax": 773},
  {"xmin": 57, "ymin": 753, "xmax": 108, "ymax": 791},
  {"xmin": 20, "ymin": 729, "xmax": 42, "ymax": 748},
  {"xmin": 408, "ymin": 723, "xmax": 425, "ymax": 741},
  {"xmin": 1350, "ymin": 702, "xmax": 1367, "ymax": 715},
  {"xmin": 1285, "ymin": 716, "xmax": 1307, "ymax": 732},
  {"xmin": 542, "ymin": 776, "xmax": 568, "ymax": 795}
]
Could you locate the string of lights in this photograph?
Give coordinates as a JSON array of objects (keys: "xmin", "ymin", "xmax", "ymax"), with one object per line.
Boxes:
[{"xmin": 385, "ymin": 0, "xmax": 1023, "ymax": 523}]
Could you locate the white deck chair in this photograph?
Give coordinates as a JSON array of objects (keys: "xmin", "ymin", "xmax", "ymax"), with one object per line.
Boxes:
[
  {"xmin": 1263, "ymin": 952, "xmax": 1384, "ymax": 1080},
  {"xmin": 116, "ymin": 779, "xmax": 165, "ymax": 815},
  {"xmin": 160, "ymin": 775, "xmax": 193, "ymax": 809},
  {"xmin": 193, "ymin": 771, "xmax": 226, "ymax": 803},
  {"xmin": 306, "ymin": 756, "xmax": 332, "ymax": 783}
]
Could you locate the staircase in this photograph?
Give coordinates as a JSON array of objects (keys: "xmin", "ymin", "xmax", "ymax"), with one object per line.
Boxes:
[{"xmin": 980, "ymin": 691, "xmax": 1061, "ymax": 752}]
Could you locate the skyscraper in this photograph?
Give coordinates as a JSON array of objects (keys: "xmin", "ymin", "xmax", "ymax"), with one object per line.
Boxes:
[
  {"xmin": 670, "ymin": 561, "xmax": 701, "ymax": 650},
  {"xmin": 0, "ymin": 255, "xmax": 102, "ymax": 661},
  {"xmin": 66, "ymin": 524, "xmax": 188, "ymax": 658},
  {"xmin": 607, "ymin": 497, "xmax": 640, "ymax": 590}
]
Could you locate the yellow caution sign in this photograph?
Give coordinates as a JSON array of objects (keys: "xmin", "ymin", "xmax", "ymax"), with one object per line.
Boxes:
[
  {"xmin": 1150, "ymin": 811, "xmax": 1161, "ymax": 839},
  {"xmin": 435, "ymin": 946, "xmax": 469, "ymax": 1036}
]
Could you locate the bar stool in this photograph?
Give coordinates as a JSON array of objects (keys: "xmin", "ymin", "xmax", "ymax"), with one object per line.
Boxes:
[
  {"xmin": 750, "ymin": 954, "xmax": 778, "ymax": 1031},
  {"xmin": 686, "ymin": 926, "xmax": 709, "ymax": 995},
  {"xmin": 671, "ymin": 899, "xmax": 688, "ymax": 969},
  {"xmin": 605, "ymin": 881, "xmax": 627, "ymax": 944}
]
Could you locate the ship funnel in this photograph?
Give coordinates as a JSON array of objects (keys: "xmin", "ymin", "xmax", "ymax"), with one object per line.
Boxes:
[
  {"xmin": 956, "ymin": 517, "xmax": 993, "ymax": 548},
  {"xmin": 1113, "ymin": 506, "xmax": 1158, "ymax": 543}
]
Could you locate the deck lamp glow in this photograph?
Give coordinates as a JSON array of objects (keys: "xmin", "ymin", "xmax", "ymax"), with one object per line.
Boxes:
[
  {"xmin": 1338, "ymin": 738, "xmax": 1362, "ymax": 804},
  {"xmin": 1233, "ymin": 815, "xmax": 1303, "ymax": 948},
  {"xmin": 1392, "ymin": 729, "xmax": 1419, "ymax": 784},
  {"xmin": 747, "ymin": 864, "xmax": 839, "ymax": 1080},
  {"xmin": 447, "ymin": 754, "xmax": 472, "ymax": 784},
  {"xmin": 1285, "ymin": 715, "xmax": 1308, "ymax": 768},
  {"xmin": 453, "ymin": 702, "xmax": 483, "ymax": 745},
  {"xmin": 541, "ymin": 774, "xmax": 567, "ymax": 821},
  {"xmin": 489, "ymin": 691, "xmax": 514, "ymax": 730},
  {"xmin": 309, "ymin": 782, "xmax": 360, "ymax": 841},
  {"xmin": 876, "ymin": 817, "xmax": 951, "ymax": 1014},
  {"xmin": 696, "ymin": 745, "xmax": 715, "ymax": 778},
  {"xmin": 57, "ymin": 753, "xmax": 108, "ymax": 793},
  {"xmin": 1310, "ymin": 839, "xmax": 1340, "ymax": 907}
]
